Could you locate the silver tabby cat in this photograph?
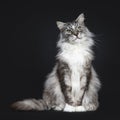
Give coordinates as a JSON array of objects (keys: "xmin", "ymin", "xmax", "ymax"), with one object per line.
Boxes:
[{"xmin": 12, "ymin": 13, "xmax": 101, "ymax": 112}]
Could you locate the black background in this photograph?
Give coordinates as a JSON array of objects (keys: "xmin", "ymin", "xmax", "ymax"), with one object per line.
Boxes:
[{"xmin": 1, "ymin": 0, "xmax": 120, "ymax": 120}]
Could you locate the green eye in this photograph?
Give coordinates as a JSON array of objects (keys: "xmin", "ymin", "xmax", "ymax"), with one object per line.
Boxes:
[
  {"xmin": 66, "ymin": 29, "xmax": 71, "ymax": 32},
  {"xmin": 78, "ymin": 26, "xmax": 81, "ymax": 29}
]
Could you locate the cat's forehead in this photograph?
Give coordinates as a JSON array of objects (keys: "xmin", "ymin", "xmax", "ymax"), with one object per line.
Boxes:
[{"xmin": 66, "ymin": 22, "xmax": 79, "ymax": 29}]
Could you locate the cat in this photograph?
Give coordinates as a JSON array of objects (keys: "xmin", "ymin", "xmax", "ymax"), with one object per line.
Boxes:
[{"xmin": 11, "ymin": 13, "xmax": 101, "ymax": 112}]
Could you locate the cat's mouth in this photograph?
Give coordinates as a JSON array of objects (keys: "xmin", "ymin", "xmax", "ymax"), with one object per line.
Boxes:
[
  {"xmin": 68, "ymin": 34, "xmax": 83, "ymax": 42},
  {"xmin": 74, "ymin": 33, "xmax": 83, "ymax": 40},
  {"xmin": 74, "ymin": 36, "xmax": 82, "ymax": 41},
  {"xmin": 77, "ymin": 36, "xmax": 82, "ymax": 39}
]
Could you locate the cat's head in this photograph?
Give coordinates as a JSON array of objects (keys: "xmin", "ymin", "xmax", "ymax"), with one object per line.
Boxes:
[{"xmin": 56, "ymin": 13, "xmax": 93, "ymax": 44}]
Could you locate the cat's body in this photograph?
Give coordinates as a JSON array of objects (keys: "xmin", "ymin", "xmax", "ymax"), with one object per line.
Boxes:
[{"xmin": 12, "ymin": 13, "xmax": 101, "ymax": 112}]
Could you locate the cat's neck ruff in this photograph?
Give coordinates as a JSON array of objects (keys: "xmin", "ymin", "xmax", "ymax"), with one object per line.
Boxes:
[{"xmin": 57, "ymin": 38, "xmax": 94, "ymax": 66}]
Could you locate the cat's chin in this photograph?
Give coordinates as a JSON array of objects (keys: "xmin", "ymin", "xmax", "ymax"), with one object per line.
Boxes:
[{"xmin": 69, "ymin": 38, "xmax": 82, "ymax": 44}]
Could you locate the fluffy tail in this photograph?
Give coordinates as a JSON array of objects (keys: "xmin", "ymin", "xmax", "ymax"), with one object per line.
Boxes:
[{"xmin": 11, "ymin": 98, "xmax": 48, "ymax": 111}]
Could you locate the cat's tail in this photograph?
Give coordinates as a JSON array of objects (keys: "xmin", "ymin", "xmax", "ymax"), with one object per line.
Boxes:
[{"xmin": 11, "ymin": 98, "xmax": 48, "ymax": 111}]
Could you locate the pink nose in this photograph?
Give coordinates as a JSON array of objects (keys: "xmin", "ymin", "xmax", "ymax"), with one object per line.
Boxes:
[{"xmin": 74, "ymin": 31, "xmax": 79, "ymax": 36}]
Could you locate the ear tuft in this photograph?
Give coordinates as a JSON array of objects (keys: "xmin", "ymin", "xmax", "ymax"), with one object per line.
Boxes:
[
  {"xmin": 56, "ymin": 21, "xmax": 65, "ymax": 29},
  {"xmin": 76, "ymin": 13, "xmax": 85, "ymax": 23}
]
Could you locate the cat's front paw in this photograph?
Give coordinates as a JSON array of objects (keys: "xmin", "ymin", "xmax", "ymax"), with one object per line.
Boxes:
[
  {"xmin": 64, "ymin": 104, "xmax": 76, "ymax": 112},
  {"xmin": 75, "ymin": 106, "xmax": 86, "ymax": 112}
]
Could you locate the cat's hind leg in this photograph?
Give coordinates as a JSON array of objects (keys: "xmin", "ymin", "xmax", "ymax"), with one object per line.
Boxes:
[
  {"xmin": 82, "ymin": 67, "xmax": 101, "ymax": 111},
  {"xmin": 82, "ymin": 91, "xmax": 99, "ymax": 111},
  {"xmin": 43, "ymin": 86, "xmax": 65, "ymax": 111}
]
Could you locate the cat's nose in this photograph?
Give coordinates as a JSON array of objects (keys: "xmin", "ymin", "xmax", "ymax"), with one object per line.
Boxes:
[{"xmin": 74, "ymin": 31, "xmax": 79, "ymax": 36}]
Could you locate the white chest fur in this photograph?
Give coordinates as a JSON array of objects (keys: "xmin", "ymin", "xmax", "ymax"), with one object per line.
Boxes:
[
  {"xmin": 58, "ymin": 43, "xmax": 93, "ymax": 100},
  {"xmin": 59, "ymin": 43, "xmax": 92, "ymax": 65}
]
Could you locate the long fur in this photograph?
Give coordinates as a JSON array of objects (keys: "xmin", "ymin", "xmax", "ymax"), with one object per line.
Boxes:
[{"xmin": 12, "ymin": 13, "xmax": 101, "ymax": 112}]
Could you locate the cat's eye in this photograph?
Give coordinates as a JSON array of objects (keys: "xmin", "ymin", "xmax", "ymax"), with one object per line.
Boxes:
[
  {"xmin": 78, "ymin": 26, "xmax": 81, "ymax": 29},
  {"xmin": 66, "ymin": 29, "xmax": 72, "ymax": 32}
]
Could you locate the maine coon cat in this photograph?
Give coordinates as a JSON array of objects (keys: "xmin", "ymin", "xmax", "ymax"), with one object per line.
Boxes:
[{"xmin": 12, "ymin": 13, "xmax": 101, "ymax": 112}]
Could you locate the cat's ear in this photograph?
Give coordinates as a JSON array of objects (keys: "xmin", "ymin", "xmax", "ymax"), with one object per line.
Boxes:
[
  {"xmin": 75, "ymin": 13, "xmax": 85, "ymax": 24},
  {"xmin": 56, "ymin": 21, "xmax": 66, "ymax": 30}
]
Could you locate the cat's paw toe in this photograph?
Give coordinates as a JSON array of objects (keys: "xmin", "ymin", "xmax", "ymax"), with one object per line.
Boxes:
[
  {"xmin": 54, "ymin": 107, "xmax": 62, "ymax": 111},
  {"xmin": 84, "ymin": 104, "xmax": 98, "ymax": 111},
  {"xmin": 75, "ymin": 106, "xmax": 86, "ymax": 112},
  {"xmin": 64, "ymin": 104, "xmax": 75, "ymax": 112},
  {"xmin": 53, "ymin": 104, "xmax": 64, "ymax": 111}
]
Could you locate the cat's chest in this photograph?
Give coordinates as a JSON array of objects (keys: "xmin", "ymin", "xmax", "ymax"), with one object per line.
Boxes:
[{"xmin": 60, "ymin": 45, "xmax": 91, "ymax": 66}]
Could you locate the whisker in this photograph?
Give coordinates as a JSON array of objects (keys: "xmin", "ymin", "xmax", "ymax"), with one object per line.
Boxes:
[
  {"xmin": 92, "ymin": 34, "xmax": 104, "ymax": 48},
  {"xmin": 93, "ymin": 39, "xmax": 103, "ymax": 48}
]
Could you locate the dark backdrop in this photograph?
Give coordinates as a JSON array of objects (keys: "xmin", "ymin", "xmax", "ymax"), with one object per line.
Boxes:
[{"xmin": 1, "ymin": 1, "xmax": 120, "ymax": 120}]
